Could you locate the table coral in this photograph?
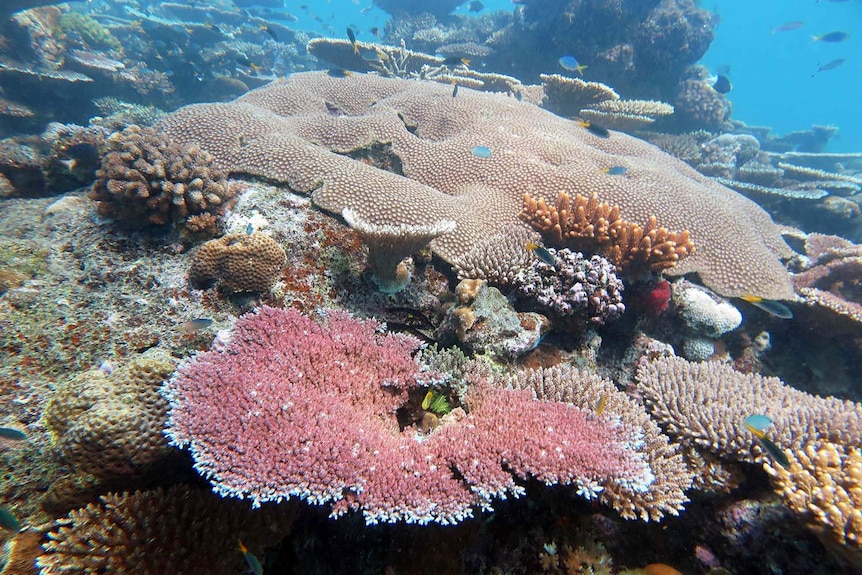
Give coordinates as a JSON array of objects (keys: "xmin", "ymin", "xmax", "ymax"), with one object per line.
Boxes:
[
  {"xmin": 157, "ymin": 71, "xmax": 793, "ymax": 299},
  {"xmin": 164, "ymin": 306, "xmax": 653, "ymax": 525}
]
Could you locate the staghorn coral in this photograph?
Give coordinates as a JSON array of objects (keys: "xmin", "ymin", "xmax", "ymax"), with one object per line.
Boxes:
[
  {"xmin": 41, "ymin": 351, "xmax": 177, "ymax": 481},
  {"xmin": 508, "ymin": 364, "xmax": 693, "ymax": 522},
  {"xmin": 520, "ymin": 192, "xmax": 695, "ymax": 276},
  {"xmin": 157, "ymin": 71, "xmax": 795, "ymax": 300},
  {"xmin": 764, "ymin": 441, "xmax": 861, "ymax": 568},
  {"xmin": 90, "ymin": 125, "xmax": 238, "ymax": 228},
  {"xmin": 513, "ymin": 247, "xmax": 625, "ymax": 324},
  {"xmin": 342, "ymin": 207, "xmax": 455, "ymax": 293},
  {"xmin": 188, "ymin": 232, "xmax": 286, "ymax": 293},
  {"xmin": 635, "ymin": 355, "xmax": 862, "ymax": 465},
  {"xmin": 37, "ymin": 485, "xmax": 296, "ymax": 575},
  {"xmin": 164, "ymin": 306, "xmax": 652, "ymax": 525}
]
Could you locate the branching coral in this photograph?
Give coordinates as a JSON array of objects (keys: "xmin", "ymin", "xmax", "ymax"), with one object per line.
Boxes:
[
  {"xmin": 37, "ymin": 485, "xmax": 296, "ymax": 575},
  {"xmin": 520, "ymin": 192, "xmax": 694, "ymax": 275},
  {"xmin": 90, "ymin": 125, "xmax": 238, "ymax": 227}
]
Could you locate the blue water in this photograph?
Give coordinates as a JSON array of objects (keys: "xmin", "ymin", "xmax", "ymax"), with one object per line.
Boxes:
[
  {"xmin": 289, "ymin": 0, "xmax": 860, "ymax": 152},
  {"xmin": 703, "ymin": 0, "xmax": 862, "ymax": 152}
]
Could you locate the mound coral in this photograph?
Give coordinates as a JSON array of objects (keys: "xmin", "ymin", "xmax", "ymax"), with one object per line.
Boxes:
[
  {"xmin": 90, "ymin": 125, "xmax": 238, "ymax": 228},
  {"xmin": 164, "ymin": 306, "xmax": 653, "ymax": 525},
  {"xmin": 157, "ymin": 71, "xmax": 793, "ymax": 299},
  {"xmin": 42, "ymin": 351, "xmax": 177, "ymax": 480},
  {"xmin": 189, "ymin": 232, "xmax": 286, "ymax": 293}
]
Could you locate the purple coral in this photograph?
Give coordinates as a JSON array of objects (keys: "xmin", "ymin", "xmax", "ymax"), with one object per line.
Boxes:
[
  {"xmin": 164, "ymin": 306, "xmax": 651, "ymax": 525},
  {"xmin": 514, "ymin": 247, "xmax": 625, "ymax": 324}
]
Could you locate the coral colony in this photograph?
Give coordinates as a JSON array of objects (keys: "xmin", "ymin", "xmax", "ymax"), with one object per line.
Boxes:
[{"xmin": 0, "ymin": 1, "xmax": 861, "ymax": 574}]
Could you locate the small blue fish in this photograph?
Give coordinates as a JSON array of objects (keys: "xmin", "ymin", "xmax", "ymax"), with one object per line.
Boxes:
[
  {"xmin": 0, "ymin": 507, "xmax": 20, "ymax": 531},
  {"xmin": 602, "ymin": 166, "xmax": 627, "ymax": 176},
  {"xmin": 238, "ymin": 539, "xmax": 264, "ymax": 575},
  {"xmin": 470, "ymin": 145, "xmax": 492, "ymax": 159},
  {"xmin": 558, "ymin": 55, "xmax": 587, "ymax": 75},
  {"xmin": 179, "ymin": 318, "xmax": 213, "ymax": 334},
  {"xmin": 743, "ymin": 414, "xmax": 773, "ymax": 432},
  {"xmin": 526, "ymin": 242, "xmax": 555, "ymax": 266},
  {"xmin": 0, "ymin": 427, "xmax": 27, "ymax": 442},
  {"xmin": 246, "ymin": 223, "xmax": 254, "ymax": 235}
]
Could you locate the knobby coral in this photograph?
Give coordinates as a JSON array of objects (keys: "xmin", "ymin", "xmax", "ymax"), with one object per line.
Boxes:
[
  {"xmin": 156, "ymin": 71, "xmax": 794, "ymax": 299},
  {"xmin": 188, "ymin": 232, "xmax": 286, "ymax": 293},
  {"xmin": 163, "ymin": 306, "xmax": 653, "ymax": 525},
  {"xmin": 90, "ymin": 125, "xmax": 238, "ymax": 227}
]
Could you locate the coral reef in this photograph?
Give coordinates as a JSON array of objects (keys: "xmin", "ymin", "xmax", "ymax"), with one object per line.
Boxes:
[
  {"xmin": 674, "ymin": 79, "xmax": 730, "ymax": 130},
  {"xmin": 439, "ymin": 279, "xmax": 549, "ymax": 359},
  {"xmin": 164, "ymin": 306, "xmax": 652, "ymax": 525},
  {"xmin": 520, "ymin": 192, "xmax": 695, "ymax": 276},
  {"xmin": 513, "ymin": 247, "xmax": 625, "ymax": 324},
  {"xmin": 90, "ymin": 125, "xmax": 239, "ymax": 228},
  {"xmin": 42, "ymin": 351, "xmax": 177, "ymax": 481},
  {"xmin": 765, "ymin": 442, "xmax": 861, "ymax": 569},
  {"xmin": 672, "ymin": 281, "xmax": 742, "ymax": 360},
  {"xmin": 188, "ymin": 232, "xmax": 286, "ymax": 293},
  {"xmin": 37, "ymin": 485, "xmax": 297, "ymax": 575},
  {"xmin": 792, "ymin": 233, "xmax": 862, "ymax": 324},
  {"xmin": 342, "ymin": 208, "xmax": 455, "ymax": 293},
  {"xmin": 509, "ymin": 364, "xmax": 693, "ymax": 521},
  {"xmin": 158, "ymin": 71, "xmax": 794, "ymax": 300}
]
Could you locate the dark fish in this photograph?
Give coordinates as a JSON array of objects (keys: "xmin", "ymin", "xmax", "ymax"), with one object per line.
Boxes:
[
  {"xmin": 327, "ymin": 68, "xmax": 352, "ymax": 77},
  {"xmin": 713, "ymin": 74, "xmax": 732, "ymax": 94},
  {"xmin": 441, "ymin": 56, "xmax": 470, "ymax": 67},
  {"xmin": 577, "ymin": 119, "xmax": 610, "ymax": 138},
  {"xmin": 812, "ymin": 31, "xmax": 849, "ymax": 43},
  {"xmin": 771, "ymin": 20, "xmax": 804, "ymax": 33},
  {"xmin": 238, "ymin": 539, "xmax": 263, "ymax": 575},
  {"xmin": 369, "ymin": 27, "xmax": 380, "ymax": 38},
  {"xmin": 452, "ymin": 82, "xmax": 458, "ymax": 97},
  {"xmin": 179, "ymin": 318, "xmax": 213, "ymax": 334},
  {"xmin": 260, "ymin": 24, "xmax": 278, "ymax": 41},
  {"xmin": 0, "ymin": 427, "xmax": 27, "ymax": 441},
  {"xmin": 739, "ymin": 295, "xmax": 793, "ymax": 319},
  {"xmin": 811, "ymin": 58, "xmax": 846, "ymax": 77},
  {"xmin": 526, "ymin": 242, "xmax": 556, "ymax": 266},
  {"xmin": 744, "ymin": 421, "xmax": 791, "ymax": 469},
  {"xmin": 468, "ymin": 1, "xmax": 484, "ymax": 12},
  {"xmin": 0, "ymin": 507, "xmax": 20, "ymax": 531},
  {"xmin": 346, "ymin": 27, "xmax": 358, "ymax": 54}
]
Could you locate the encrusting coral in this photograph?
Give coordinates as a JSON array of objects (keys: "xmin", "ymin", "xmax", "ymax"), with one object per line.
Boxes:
[
  {"xmin": 156, "ymin": 71, "xmax": 795, "ymax": 300},
  {"xmin": 188, "ymin": 232, "xmax": 286, "ymax": 293},
  {"xmin": 520, "ymin": 192, "xmax": 695, "ymax": 276},
  {"xmin": 37, "ymin": 485, "xmax": 297, "ymax": 575},
  {"xmin": 90, "ymin": 125, "xmax": 239, "ymax": 228}
]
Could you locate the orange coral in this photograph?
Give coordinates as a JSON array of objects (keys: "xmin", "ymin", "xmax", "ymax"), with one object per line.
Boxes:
[{"xmin": 520, "ymin": 192, "xmax": 694, "ymax": 274}]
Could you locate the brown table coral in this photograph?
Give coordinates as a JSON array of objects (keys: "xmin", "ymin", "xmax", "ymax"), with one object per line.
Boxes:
[{"xmin": 157, "ymin": 71, "xmax": 794, "ymax": 300}]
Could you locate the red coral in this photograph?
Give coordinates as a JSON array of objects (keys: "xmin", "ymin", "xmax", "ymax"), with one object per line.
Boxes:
[{"xmin": 165, "ymin": 307, "xmax": 652, "ymax": 524}]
